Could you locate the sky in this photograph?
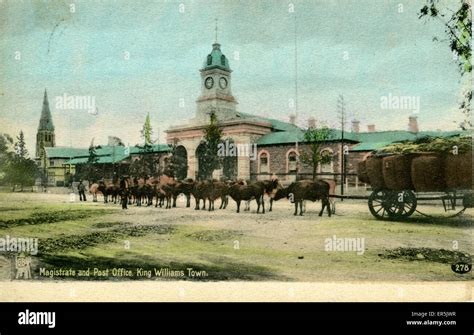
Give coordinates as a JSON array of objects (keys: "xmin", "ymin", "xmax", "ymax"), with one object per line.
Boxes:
[{"xmin": 0, "ymin": 0, "xmax": 469, "ymax": 155}]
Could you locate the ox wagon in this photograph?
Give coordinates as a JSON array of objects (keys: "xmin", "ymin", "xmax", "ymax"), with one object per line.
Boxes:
[{"xmin": 356, "ymin": 150, "xmax": 473, "ymax": 220}]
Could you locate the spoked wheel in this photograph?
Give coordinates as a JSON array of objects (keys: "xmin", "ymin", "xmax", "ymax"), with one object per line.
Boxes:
[
  {"xmin": 368, "ymin": 189, "xmax": 417, "ymax": 220},
  {"xmin": 368, "ymin": 189, "xmax": 390, "ymax": 219}
]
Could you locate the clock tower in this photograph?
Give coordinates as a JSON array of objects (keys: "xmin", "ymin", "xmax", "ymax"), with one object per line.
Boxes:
[{"xmin": 196, "ymin": 42, "xmax": 237, "ymax": 122}]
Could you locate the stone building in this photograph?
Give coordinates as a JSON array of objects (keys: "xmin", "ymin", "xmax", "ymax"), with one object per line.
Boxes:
[
  {"xmin": 165, "ymin": 40, "xmax": 467, "ymax": 185},
  {"xmin": 35, "ymin": 41, "xmax": 467, "ymax": 187}
]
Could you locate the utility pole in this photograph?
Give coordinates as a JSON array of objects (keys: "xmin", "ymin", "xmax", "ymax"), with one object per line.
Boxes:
[
  {"xmin": 294, "ymin": 14, "xmax": 299, "ymax": 181},
  {"xmin": 337, "ymin": 94, "xmax": 346, "ymax": 199}
]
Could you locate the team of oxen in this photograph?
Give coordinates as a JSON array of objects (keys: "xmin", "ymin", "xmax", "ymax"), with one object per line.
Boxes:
[{"xmin": 88, "ymin": 176, "xmax": 336, "ymax": 216}]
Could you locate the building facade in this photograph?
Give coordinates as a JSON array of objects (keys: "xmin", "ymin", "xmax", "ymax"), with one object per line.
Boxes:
[
  {"xmin": 165, "ymin": 41, "xmax": 467, "ymax": 184},
  {"xmin": 35, "ymin": 41, "xmax": 467, "ymax": 187}
]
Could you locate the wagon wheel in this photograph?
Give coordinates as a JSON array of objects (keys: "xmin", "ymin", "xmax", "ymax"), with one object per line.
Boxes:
[
  {"xmin": 368, "ymin": 189, "xmax": 391, "ymax": 219},
  {"xmin": 368, "ymin": 190, "xmax": 417, "ymax": 220},
  {"xmin": 385, "ymin": 190, "xmax": 417, "ymax": 219}
]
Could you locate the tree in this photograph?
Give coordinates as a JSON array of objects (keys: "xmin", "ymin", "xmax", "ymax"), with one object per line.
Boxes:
[
  {"xmin": 130, "ymin": 113, "xmax": 160, "ymax": 177},
  {"xmin": 419, "ymin": 0, "xmax": 472, "ymax": 129},
  {"xmin": 129, "ymin": 143, "xmax": 160, "ymax": 177},
  {"xmin": 5, "ymin": 131, "xmax": 38, "ymax": 191},
  {"xmin": 0, "ymin": 133, "xmax": 14, "ymax": 185},
  {"xmin": 14, "ymin": 131, "xmax": 28, "ymax": 159},
  {"xmin": 300, "ymin": 126, "xmax": 333, "ymax": 180},
  {"xmin": 197, "ymin": 113, "xmax": 223, "ymax": 180},
  {"xmin": 164, "ymin": 145, "xmax": 188, "ymax": 179},
  {"xmin": 80, "ymin": 139, "xmax": 100, "ymax": 183},
  {"xmin": 141, "ymin": 113, "xmax": 153, "ymax": 145}
]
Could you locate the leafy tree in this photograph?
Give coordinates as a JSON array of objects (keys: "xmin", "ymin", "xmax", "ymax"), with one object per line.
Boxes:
[
  {"xmin": 5, "ymin": 131, "xmax": 38, "ymax": 191},
  {"xmin": 300, "ymin": 126, "xmax": 333, "ymax": 180},
  {"xmin": 14, "ymin": 131, "xmax": 28, "ymax": 159},
  {"xmin": 419, "ymin": 0, "xmax": 472, "ymax": 129},
  {"xmin": 197, "ymin": 113, "xmax": 223, "ymax": 180},
  {"xmin": 0, "ymin": 133, "xmax": 14, "ymax": 185},
  {"xmin": 164, "ymin": 145, "xmax": 188, "ymax": 179}
]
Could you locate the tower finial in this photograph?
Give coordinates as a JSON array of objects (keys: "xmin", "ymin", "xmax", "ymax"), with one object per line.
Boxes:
[{"xmin": 214, "ymin": 18, "xmax": 218, "ymax": 43}]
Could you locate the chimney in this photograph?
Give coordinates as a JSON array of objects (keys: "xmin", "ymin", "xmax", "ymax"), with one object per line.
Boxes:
[
  {"xmin": 351, "ymin": 119, "xmax": 360, "ymax": 133},
  {"xmin": 367, "ymin": 124, "xmax": 375, "ymax": 133},
  {"xmin": 308, "ymin": 117, "xmax": 316, "ymax": 129},
  {"xmin": 289, "ymin": 114, "xmax": 296, "ymax": 125},
  {"xmin": 408, "ymin": 116, "xmax": 419, "ymax": 133}
]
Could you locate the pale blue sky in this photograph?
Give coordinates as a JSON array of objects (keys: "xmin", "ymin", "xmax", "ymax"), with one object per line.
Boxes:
[{"xmin": 0, "ymin": 0, "xmax": 467, "ymax": 154}]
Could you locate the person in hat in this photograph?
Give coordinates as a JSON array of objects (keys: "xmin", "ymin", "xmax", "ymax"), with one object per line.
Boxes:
[{"xmin": 78, "ymin": 180, "xmax": 87, "ymax": 201}]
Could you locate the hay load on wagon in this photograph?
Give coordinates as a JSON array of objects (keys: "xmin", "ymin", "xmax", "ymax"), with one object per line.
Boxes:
[
  {"xmin": 358, "ymin": 135, "xmax": 472, "ymax": 192},
  {"xmin": 356, "ymin": 135, "xmax": 472, "ymax": 220}
]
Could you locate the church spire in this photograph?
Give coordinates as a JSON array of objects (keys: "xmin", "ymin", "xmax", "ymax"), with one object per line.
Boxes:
[
  {"xmin": 36, "ymin": 89, "xmax": 55, "ymax": 158},
  {"xmin": 38, "ymin": 89, "xmax": 54, "ymax": 131}
]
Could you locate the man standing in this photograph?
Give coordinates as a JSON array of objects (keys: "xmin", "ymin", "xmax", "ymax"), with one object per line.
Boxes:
[
  {"xmin": 120, "ymin": 176, "xmax": 128, "ymax": 209},
  {"xmin": 78, "ymin": 180, "xmax": 87, "ymax": 201}
]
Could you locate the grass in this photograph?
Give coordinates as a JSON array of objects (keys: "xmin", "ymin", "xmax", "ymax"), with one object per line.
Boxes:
[{"xmin": 0, "ymin": 192, "xmax": 472, "ymax": 281}]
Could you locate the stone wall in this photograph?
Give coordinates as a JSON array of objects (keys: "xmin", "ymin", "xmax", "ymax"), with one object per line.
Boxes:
[{"xmin": 250, "ymin": 142, "xmax": 372, "ymax": 185}]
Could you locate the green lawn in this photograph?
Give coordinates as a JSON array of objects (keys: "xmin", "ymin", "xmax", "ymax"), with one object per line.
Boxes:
[{"xmin": 0, "ymin": 192, "xmax": 471, "ymax": 281}]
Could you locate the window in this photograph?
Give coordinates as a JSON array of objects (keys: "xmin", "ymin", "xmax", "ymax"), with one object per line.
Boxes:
[
  {"xmin": 221, "ymin": 55, "xmax": 226, "ymax": 66},
  {"xmin": 49, "ymin": 159, "xmax": 54, "ymax": 167},
  {"xmin": 207, "ymin": 55, "xmax": 212, "ymax": 65},
  {"xmin": 259, "ymin": 152, "xmax": 269, "ymax": 173},
  {"xmin": 288, "ymin": 151, "xmax": 298, "ymax": 172},
  {"xmin": 320, "ymin": 149, "xmax": 333, "ymax": 173}
]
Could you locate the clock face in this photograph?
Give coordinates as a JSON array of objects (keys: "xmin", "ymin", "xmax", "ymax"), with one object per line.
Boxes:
[
  {"xmin": 205, "ymin": 77, "xmax": 214, "ymax": 89},
  {"xmin": 219, "ymin": 77, "xmax": 228, "ymax": 89}
]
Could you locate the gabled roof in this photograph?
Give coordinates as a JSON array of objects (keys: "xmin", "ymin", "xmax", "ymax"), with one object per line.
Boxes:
[
  {"xmin": 44, "ymin": 147, "xmax": 89, "ymax": 158},
  {"xmin": 257, "ymin": 130, "xmax": 305, "ymax": 145},
  {"xmin": 236, "ymin": 112, "xmax": 301, "ymax": 132},
  {"xmin": 256, "ymin": 125, "xmax": 468, "ymax": 148},
  {"xmin": 60, "ymin": 144, "xmax": 172, "ymax": 165},
  {"xmin": 256, "ymin": 127, "xmax": 361, "ymax": 146}
]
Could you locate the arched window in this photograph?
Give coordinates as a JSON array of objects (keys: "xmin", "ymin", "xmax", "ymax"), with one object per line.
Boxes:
[
  {"xmin": 287, "ymin": 150, "xmax": 298, "ymax": 173},
  {"xmin": 221, "ymin": 55, "xmax": 226, "ymax": 66},
  {"xmin": 207, "ymin": 55, "xmax": 212, "ymax": 65},
  {"xmin": 258, "ymin": 151, "xmax": 269, "ymax": 174},
  {"xmin": 319, "ymin": 148, "xmax": 334, "ymax": 174}
]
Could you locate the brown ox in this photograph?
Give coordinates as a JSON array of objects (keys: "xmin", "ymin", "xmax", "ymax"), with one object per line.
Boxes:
[
  {"xmin": 97, "ymin": 179, "xmax": 120, "ymax": 204},
  {"xmin": 228, "ymin": 180, "xmax": 271, "ymax": 214},
  {"xmin": 273, "ymin": 180, "xmax": 331, "ymax": 216},
  {"xmin": 171, "ymin": 179, "xmax": 195, "ymax": 208},
  {"xmin": 207, "ymin": 180, "xmax": 230, "ymax": 211},
  {"xmin": 191, "ymin": 180, "xmax": 212, "ymax": 210}
]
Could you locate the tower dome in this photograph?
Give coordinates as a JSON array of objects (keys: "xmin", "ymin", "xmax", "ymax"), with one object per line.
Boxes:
[{"xmin": 202, "ymin": 43, "xmax": 231, "ymax": 72}]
